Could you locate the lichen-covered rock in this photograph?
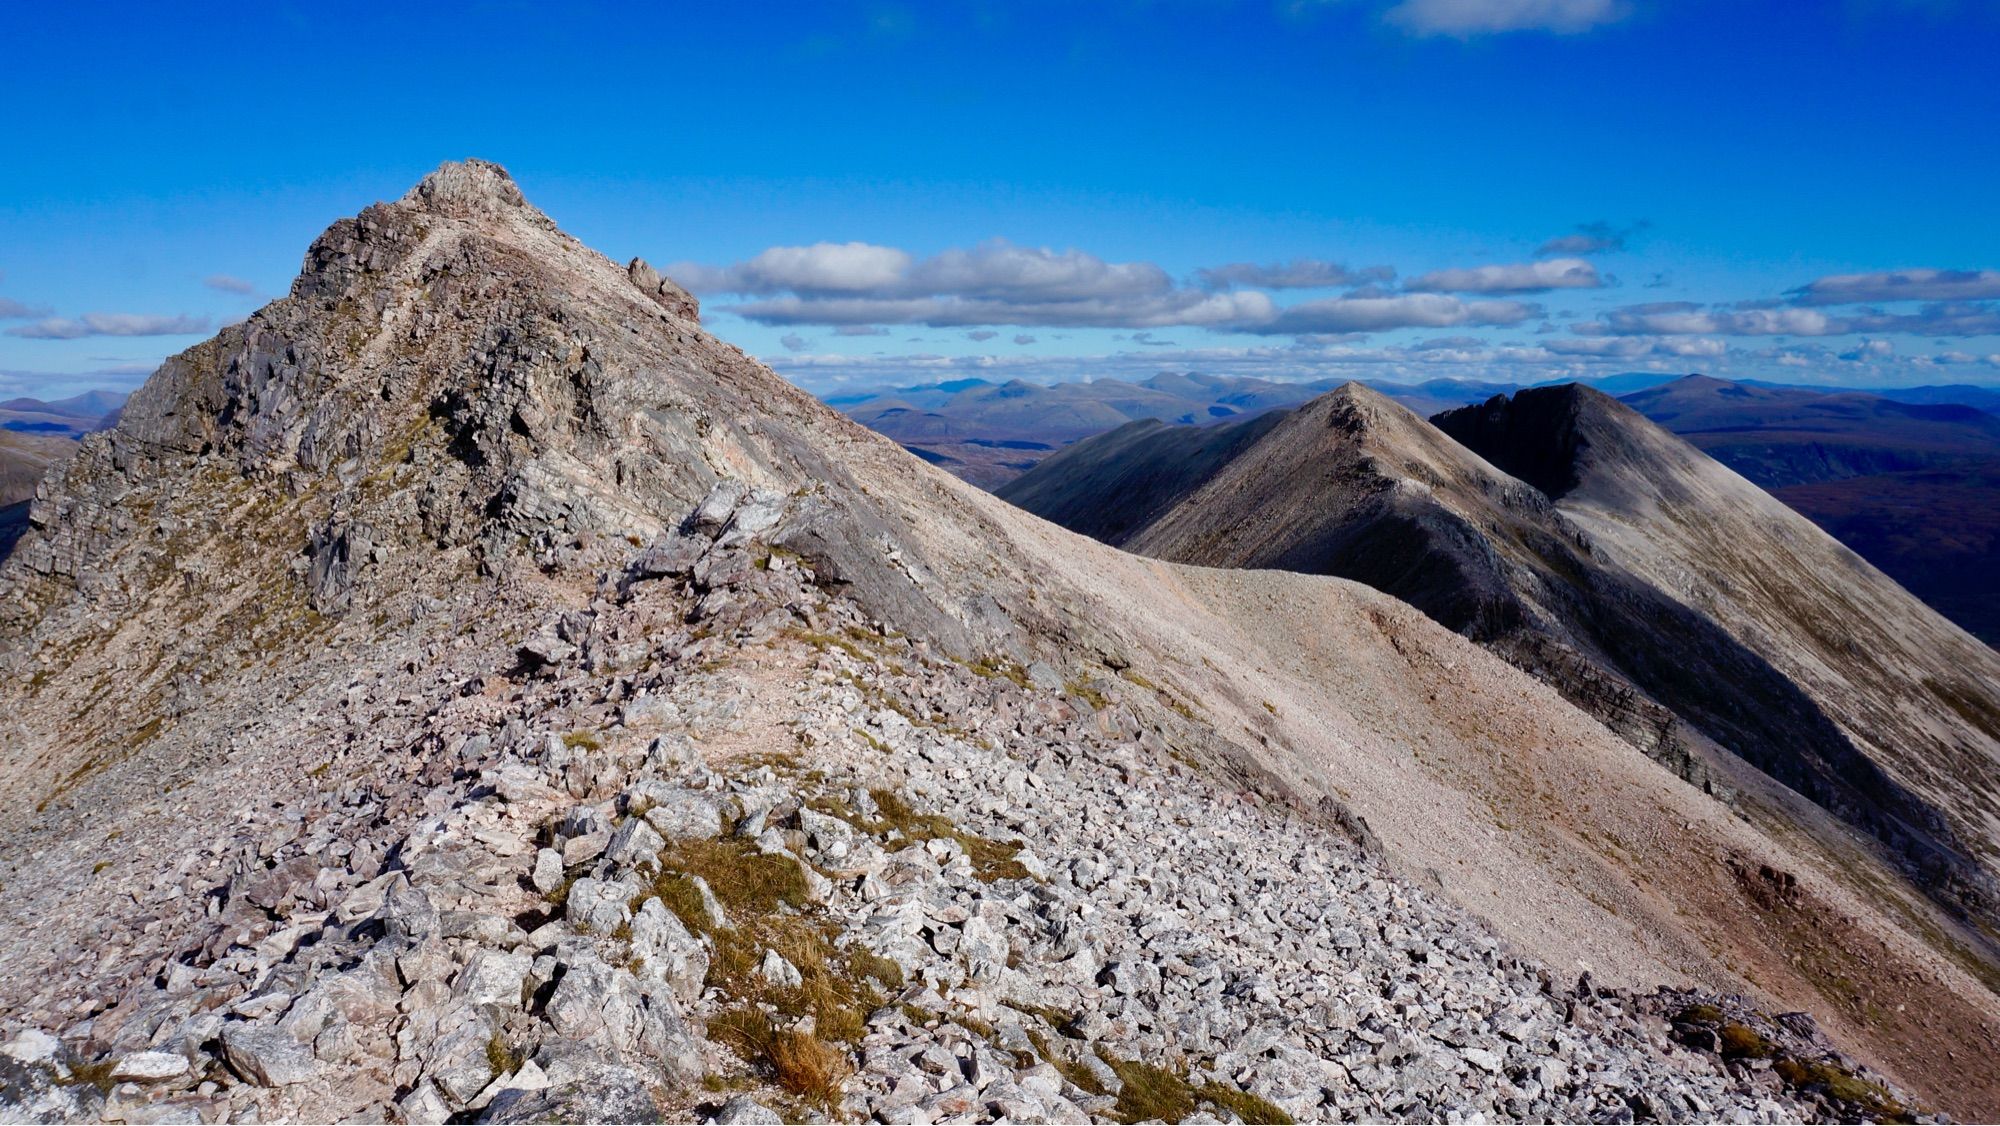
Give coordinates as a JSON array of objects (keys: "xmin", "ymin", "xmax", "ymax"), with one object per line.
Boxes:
[{"xmin": 219, "ymin": 1024, "xmax": 319, "ymax": 1087}]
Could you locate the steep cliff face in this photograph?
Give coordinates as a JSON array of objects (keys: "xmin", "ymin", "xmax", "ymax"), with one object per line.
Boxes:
[
  {"xmin": 2, "ymin": 164, "xmax": 1997, "ymax": 1121},
  {"xmin": 0, "ymin": 429, "xmax": 74, "ymax": 559}
]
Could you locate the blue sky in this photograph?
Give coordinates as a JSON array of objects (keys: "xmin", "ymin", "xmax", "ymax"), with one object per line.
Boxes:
[{"xmin": 4, "ymin": 0, "xmax": 1999, "ymax": 398}]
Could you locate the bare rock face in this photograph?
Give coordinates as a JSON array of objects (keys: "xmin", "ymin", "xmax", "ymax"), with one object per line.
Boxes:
[
  {"xmin": 0, "ymin": 162, "xmax": 1994, "ymax": 1123},
  {"xmin": 627, "ymin": 257, "xmax": 700, "ymax": 322}
]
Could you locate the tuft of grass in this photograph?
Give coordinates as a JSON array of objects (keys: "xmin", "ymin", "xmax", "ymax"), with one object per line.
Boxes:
[
  {"xmin": 486, "ymin": 1033, "xmax": 521, "ymax": 1078},
  {"xmin": 956, "ymin": 654, "xmax": 1032, "ymax": 688},
  {"xmin": 654, "ymin": 836, "xmax": 812, "ymax": 919},
  {"xmin": 561, "ymin": 730, "xmax": 602, "ymax": 751},
  {"xmin": 783, "ymin": 627, "xmax": 868, "ymax": 662},
  {"xmin": 1026, "ymin": 1030, "xmax": 1106, "ymax": 1096},
  {"xmin": 1066, "ymin": 679, "xmax": 1110, "ymax": 710},
  {"xmin": 652, "ymin": 872, "xmax": 717, "ymax": 935},
  {"xmin": 1198, "ymin": 1082, "xmax": 1296, "ymax": 1125},
  {"xmin": 769, "ymin": 1027, "xmax": 848, "ymax": 1105},
  {"xmin": 1674, "ymin": 1003, "xmax": 1724, "ymax": 1025},
  {"xmin": 1002, "ymin": 998, "xmax": 1078, "ymax": 1030},
  {"xmin": 847, "ymin": 947, "xmax": 905, "ymax": 991},
  {"xmin": 710, "ymin": 1008, "xmax": 851, "ymax": 1110},
  {"xmin": 651, "ymin": 835, "xmax": 886, "ymax": 1051},
  {"xmin": 859, "ymin": 789, "xmax": 1032, "ymax": 883},
  {"xmin": 1099, "ymin": 1053, "xmax": 1197, "ymax": 1124}
]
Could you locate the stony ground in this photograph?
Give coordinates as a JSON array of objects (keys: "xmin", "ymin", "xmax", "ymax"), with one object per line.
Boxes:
[{"xmin": 0, "ymin": 487, "xmax": 1925, "ymax": 1124}]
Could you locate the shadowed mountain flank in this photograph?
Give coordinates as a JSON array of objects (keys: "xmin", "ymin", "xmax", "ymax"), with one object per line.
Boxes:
[
  {"xmin": 4, "ymin": 164, "xmax": 1999, "ymax": 1120},
  {"xmin": 1616, "ymin": 374, "xmax": 2000, "ymax": 645},
  {"xmin": 1437, "ymin": 385, "xmax": 2000, "ymax": 923},
  {"xmin": 1006, "ymin": 383, "xmax": 2000, "ymax": 931},
  {"xmin": 993, "ymin": 412, "xmax": 1286, "ymax": 545}
]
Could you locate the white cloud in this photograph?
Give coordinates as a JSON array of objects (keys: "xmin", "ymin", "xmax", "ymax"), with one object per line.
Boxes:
[
  {"xmin": 203, "ymin": 274, "xmax": 257, "ymax": 295},
  {"xmin": 669, "ymin": 241, "xmax": 913, "ymax": 296},
  {"xmin": 1536, "ymin": 219, "xmax": 1647, "ymax": 256},
  {"xmin": 7, "ymin": 312, "xmax": 211, "ymax": 340},
  {"xmin": 1576, "ymin": 299, "xmax": 2000, "ymax": 337},
  {"xmin": 732, "ymin": 289, "xmax": 1277, "ymax": 330},
  {"xmin": 670, "ymin": 237, "xmax": 1177, "ymax": 304},
  {"xmin": 676, "ymin": 238, "xmax": 1282, "ymax": 330},
  {"xmin": 1013, "ymin": 334, "xmax": 1038, "ymax": 345},
  {"xmin": 1790, "ymin": 268, "xmax": 2000, "ymax": 305},
  {"xmin": 779, "ymin": 332, "xmax": 811, "ymax": 352},
  {"xmin": 966, "ymin": 330, "xmax": 999, "ymax": 342},
  {"xmin": 0, "ymin": 297, "xmax": 50, "ymax": 319},
  {"xmin": 1197, "ymin": 259, "xmax": 1395, "ymax": 290},
  {"xmin": 1255, "ymin": 292, "xmax": 1538, "ymax": 334},
  {"xmin": 1542, "ymin": 335, "xmax": 1725, "ymax": 359},
  {"xmin": 1406, "ymin": 257, "xmax": 1602, "ymax": 294},
  {"xmin": 1384, "ymin": 0, "xmax": 1627, "ymax": 37},
  {"xmin": 908, "ymin": 240, "xmax": 1170, "ymax": 301}
]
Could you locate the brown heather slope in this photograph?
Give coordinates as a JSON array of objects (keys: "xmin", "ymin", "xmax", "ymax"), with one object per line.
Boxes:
[{"xmin": 1, "ymin": 163, "xmax": 1996, "ymax": 1116}]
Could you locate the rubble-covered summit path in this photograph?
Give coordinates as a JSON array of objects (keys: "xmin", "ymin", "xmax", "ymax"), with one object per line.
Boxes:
[{"xmin": 0, "ymin": 487, "xmax": 1918, "ymax": 1123}]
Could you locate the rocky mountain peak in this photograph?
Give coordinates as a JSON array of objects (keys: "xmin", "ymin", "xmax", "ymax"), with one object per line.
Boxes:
[
  {"xmin": 2, "ymin": 164, "xmax": 1995, "ymax": 1124},
  {"xmin": 398, "ymin": 157, "xmax": 534, "ymax": 218},
  {"xmin": 1432, "ymin": 384, "xmax": 1601, "ymax": 499}
]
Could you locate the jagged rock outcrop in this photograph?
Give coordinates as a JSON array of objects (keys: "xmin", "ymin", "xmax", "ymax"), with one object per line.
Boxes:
[
  {"xmin": 0, "ymin": 162, "xmax": 1995, "ymax": 1122},
  {"xmin": 0, "ymin": 429, "xmax": 75, "ymax": 562}
]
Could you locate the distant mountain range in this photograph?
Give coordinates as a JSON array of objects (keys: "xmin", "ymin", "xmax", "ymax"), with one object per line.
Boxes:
[
  {"xmin": 833, "ymin": 370, "xmax": 2000, "ymax": 645},
  {"xmin": 0, "ymin": 389, "xmax": 128, "ymax": 439}
]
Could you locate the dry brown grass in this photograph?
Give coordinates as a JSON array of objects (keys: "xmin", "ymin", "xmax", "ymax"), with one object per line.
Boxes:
[
  {"xmin": 710, "ymin": 1007, "xmax": 851, "ymax": 1109},
  {"xmin": 811, "ymin": 788, "xmax": 1031, "ymax": 883}
]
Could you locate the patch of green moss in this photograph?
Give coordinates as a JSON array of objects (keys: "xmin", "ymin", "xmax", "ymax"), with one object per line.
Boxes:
[
  {"xmin": 1774, "ymin": 1058, "xmax": 1911, "ymax": 1122},
  {"xmin": 1674, "ymin": 1003, "xmax": 1724, "ymax": 1025},
  {"xmin": 1718, "ymin": 1022, "xmax": 1775, "ymax": 1059}
]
